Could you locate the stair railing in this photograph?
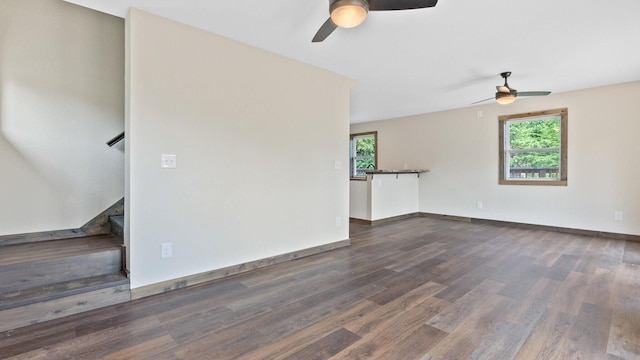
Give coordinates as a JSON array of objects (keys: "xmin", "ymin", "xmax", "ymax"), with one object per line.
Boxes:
[{"xmin": 107, "ymin": 131, "xmax": 125, "ymax": 147}]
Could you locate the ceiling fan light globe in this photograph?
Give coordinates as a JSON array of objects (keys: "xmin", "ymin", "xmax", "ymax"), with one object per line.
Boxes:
[
  {"xmin": 330, "ymin": 0, "xmax": 368, "ymax": 28},
  {"xmin": 496, "ymin": 92, "xmax": 516, "ymax": 105}
]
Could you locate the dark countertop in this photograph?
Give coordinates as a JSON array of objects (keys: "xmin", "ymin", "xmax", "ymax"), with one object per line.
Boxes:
[{"xmin": 365, "ymin": 169, "xmax": 430, "ymax": 175}]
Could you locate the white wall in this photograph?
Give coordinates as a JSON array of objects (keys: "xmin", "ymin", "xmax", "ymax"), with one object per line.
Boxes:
[
  {"xmin": 126, "ymin": 9, "xmax": 353, "ymax": 289},
  {"xmin": 349, "ymin": 180, "xmax": 369, "ymax": 220},
  {"xmin": 351, "ymin": 81, "xmax": 640, "ymax": 235},
  {"xmin": 0, "ymin": 0, "xmax": 125, "ymax": 235},
  {"xmin": 350, "ymin": 174, "xmax": 420, "ymax": 221},
  {"xmin": 370, "ymin": 174, "xmax": 420, "ymax": 221}
]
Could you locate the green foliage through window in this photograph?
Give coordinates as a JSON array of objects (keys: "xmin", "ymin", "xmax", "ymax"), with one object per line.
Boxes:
[
  {"xmin": 350, "ymin": 132, "xmax": 377, "ymax": 177},
  {"xmin": 508, "ymin": 118, "xmax": 560, "ymax": 172}
]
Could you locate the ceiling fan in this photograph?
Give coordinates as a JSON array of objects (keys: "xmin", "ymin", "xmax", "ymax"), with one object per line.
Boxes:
[
  {"xmin": 312, "ymin": 0, "xmax": 438, "ymax": 42},
  {"xmin": 472, "ymin": 72, "xmax": 552, "ymax": 105}
]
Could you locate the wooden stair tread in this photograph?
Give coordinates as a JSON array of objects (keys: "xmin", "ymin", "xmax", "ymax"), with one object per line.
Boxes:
[
  {"xmin": 0, "ymin": 234, "xmax": 122, "ymax": 267},
  {"xmin": 0, "ymin": 273, "xmax": 129, "ymax": 311},
  {"xmin": 0, "ymin": 279, "xmax": 130, "ymax": 333},
  {"xmin": 109, "ymin": 215, "xmax": 124, "ymax": 238},
  {"xmin": 109, "ymin": 215, "xmax": 124, "ymax": 228}
]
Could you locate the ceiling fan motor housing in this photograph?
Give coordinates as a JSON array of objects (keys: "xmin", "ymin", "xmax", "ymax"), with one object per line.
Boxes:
[
  {"xmin": 496, "ymin": 90, "xmax": 517, "ymax": 99},
  {"xmin": 330, "ymin": 0, "xmax": 370, "ymax": 28}
]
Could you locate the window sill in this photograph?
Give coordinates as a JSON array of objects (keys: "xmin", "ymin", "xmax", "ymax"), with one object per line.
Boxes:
[
  {"xmin": 499, "ymin": 179, "xmax": 567, "ymax": 186},
  {"xmin": 350, "ymin": 177, "xmax": 367, "ymax": 181}
]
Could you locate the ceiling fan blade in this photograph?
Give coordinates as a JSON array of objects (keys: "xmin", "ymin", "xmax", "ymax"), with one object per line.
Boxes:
[
  {"xmin": 471, "ymin": 97, "xmax": 495, "ymax": 105},
  {"xmin": 518, "ymin": 91, "xmax": 552, "ymax": 97},
  {"xmin": 369, "ymin": 0, "xmax": 438, "ymax": 11},
  {"xmin": 312, "ymin": 18, "xmax": 338, "ymax": 42}
]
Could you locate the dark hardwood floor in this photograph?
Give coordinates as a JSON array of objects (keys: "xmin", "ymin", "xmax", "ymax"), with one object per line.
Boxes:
[{"xmin": 2, "ymin": 217, "xmax": 640, "ymax": 359}]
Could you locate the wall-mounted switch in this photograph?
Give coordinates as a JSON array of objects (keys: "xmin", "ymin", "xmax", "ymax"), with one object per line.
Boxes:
[
  {"xmin": 161, "ymin": 242, "xmax": 173, "ymax": 258},
  {"xmin": 477, "ymin": 201, "xmax": 483, "ymax": 209},
  {"xmin": 334, "ymin": 160, "xmax": 342, "ymax": 170},
  {"xmin": 336, "ymin": 217, "xmax": 342, "ymax": 227},
  {"xmin": 161, "ymin": 154, "xmax": 177, "ymax": 169},
  {"xmin": 614, "ymin": 211, "xmax": 624, "ymax": 221}
]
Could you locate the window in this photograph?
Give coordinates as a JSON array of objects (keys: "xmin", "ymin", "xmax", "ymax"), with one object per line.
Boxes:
[
  {"xmin": 499, "ymin": 108, "xmax": 567, "ymax": 186},
  {"xmin": 350, "ymin": 131, "xmax": 377, "ymax": 178}
]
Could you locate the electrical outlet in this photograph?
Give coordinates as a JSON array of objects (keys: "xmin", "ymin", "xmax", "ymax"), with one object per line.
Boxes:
[
  {"xmin": 614, "ymin": 211, "xmax": 623, "ymax": 221},
  {"xmin": 403, "ymin": 163, "xmax": 408, "ymax": 170},
  {"xmin": 334, "ymin": 160, "xmax": 341, "ymax": 170},
  {"xmin": 477, "ymin": 201, "xmax": 483, "ymax": 209},
  {"xmin": 161, "ymin": 242, "xmax": 172, "ymax": 258},
  {"xmin": 161, "ymin": 154, "xmax": 177, "ymax": 169}
]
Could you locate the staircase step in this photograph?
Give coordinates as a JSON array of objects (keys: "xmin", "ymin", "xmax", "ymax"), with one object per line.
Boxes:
[
  {"xmin": 0, "ymin": 275, "xmax": 130, "ymax": 332},
  {"xmin": 0, "ymin": 235, "xmax": 123, "ymax": 293},
  {"xmin": 0, "ymin": 273, "xmax": 129, "ymax": 311},
  {"xmin": 109, "ymin": 215, "xmax": 124, "ymax": 238}
]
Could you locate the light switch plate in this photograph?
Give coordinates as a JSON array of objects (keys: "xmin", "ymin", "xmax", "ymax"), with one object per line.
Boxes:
[
  {"xmin": 161, "ymin": 154, "xmax": 177, "ymax": 168},
  {"xmin": 161, "ymin": 242, "xmax": 172, "ymax": 258}
]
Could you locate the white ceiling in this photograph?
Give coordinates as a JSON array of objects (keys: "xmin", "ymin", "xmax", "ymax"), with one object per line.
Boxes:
[{"xmin": 64, "ymin": 0, "xmax": 640, "ymax": 123}]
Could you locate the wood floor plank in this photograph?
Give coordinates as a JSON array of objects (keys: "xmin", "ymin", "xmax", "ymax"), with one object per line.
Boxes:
[
  {"xmin": 573, "ymin": 237, "xmax": 607, "ymax": 274},
  {"xmin": 583, "ymin": 267, "xmax": 617, "ymax": 309},
  {"xmin": 432, "ymin": 263, "xmax": 495, "ymax": 303},
  {"xmin": 561, "ymin": 302, "xmax": 613, "ymax": 359},
  {"xmin": 256, "ymin": 282, "xmax": 387, "ymax": 344},
  {"xmin": 281, "ymin": 328, "xmax": 361, "ymax": 360},
  {"xmin": 501, "ymin": 277, "xmax": 560, "ymax": 328},
  {"xmin": 599, "ymin": 239, "xmax": 626, "ymax": 271},
  {"xmin": 385, "ymin": 242, "xmax": 448, "ymax": 272},
  {"xmin": 531, "ymin": 231, "xmax": 567, "ymax": 267},
  {"xmin": 225, "ymin": 269, "xmax": 343, "ymax": 312},
  {"xmin": 425, "ymin": 294, "xmax": 513, "ymax": 360},
  {"xmin": 169, "ymin": 302, "xmax": 309, "ymax": 359},
  {"xmin": 622, "ymin": 241, "xmax": 640, "ymax": 265},
  {"xmin": 426, "ymin": 279, "xmax": 504, "ymax": 332},
  {"xmin": 607, "ymin": 264, "xmax": 640, "ymax": 359},
  {"xmin": 344, "ymin": 281, "xmax": 446, "ymax": 336},
  {"xmin": 235, "ymin": 300, "xmax": 379, "ymax": 360},
  {"xmin": 299, "ymin": 268, "xmax": 397, "ymax": 308},
  {"xmin": 428, "ymin": 254, "xmax": 488, "ymax": 286},
  {"xmin": 513, "ymin": 308, "xmax": 574, "ymax": 360},
  {"xmin": 0, "ymin": 325, "xmax": 76, "ymax": 358},
  {"xmin": 467, "ymin": 321, "xmax": 531, "ymax": 360},
  {"xmin": 332, "ymin": 297, "xmax": 448, "ymax": 359},
  {"xmin": 101, "ymin": 334, "xmax": 177, "ymax": 360},
  {"xmin": 549, "ymin": 270, "xmax": 591, "ymax": 316},
  {"xmin": 545, "ymin": 253, "xmax": 579, "ymax": 281},
  {"xmin": 158, "ymin": 304, "xmax": 235, "ymax": 345},
  {"xmin": 366, "ymin": 271, "xmax": 441, "ymax": 306},
  {"xmin": 5, "ymin": 314, "xmax": 163, "ymax": 359},
  {"xmin": 372, "ymin": 323, "xmax": 447, "ymax": 360}
]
